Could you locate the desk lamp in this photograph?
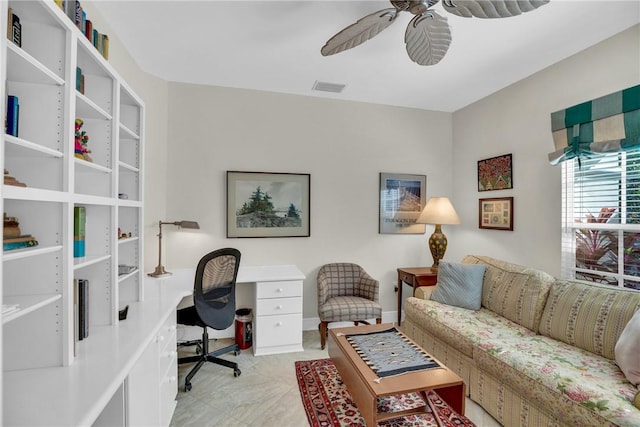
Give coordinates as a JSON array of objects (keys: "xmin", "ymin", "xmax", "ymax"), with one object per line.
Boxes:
[
  {"xmin": 148, "ymin": 220, "xmax": 200, "ymax": 277},
  {"xmin": 416, "ymin": 197, "xmax": 460, "ymax": 269}
]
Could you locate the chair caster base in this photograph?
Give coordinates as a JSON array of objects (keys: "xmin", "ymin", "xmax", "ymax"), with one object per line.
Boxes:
[
  {"xmin": 234, "ymin": 368, "xmax": 241, "ymax": 377},
  {"xmin": 185, "ymin": 382, "xmax": 192, "ymax": 392}
]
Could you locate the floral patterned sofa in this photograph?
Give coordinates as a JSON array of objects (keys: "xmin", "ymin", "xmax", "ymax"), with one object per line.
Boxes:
[{"xmin": 401, "ymin": 255, "xmax": 640, "ymax": 427}]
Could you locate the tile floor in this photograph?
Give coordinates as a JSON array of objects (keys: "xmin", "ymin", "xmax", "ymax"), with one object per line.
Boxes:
[{"xmin": 170, "ymin": 331, "xmax": 501, "ymax": 427}]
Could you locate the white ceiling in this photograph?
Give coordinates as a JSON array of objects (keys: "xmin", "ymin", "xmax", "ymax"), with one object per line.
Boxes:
[{"xmin": 92, "ymin": 1, "xmax": 640, "ymax": 112}]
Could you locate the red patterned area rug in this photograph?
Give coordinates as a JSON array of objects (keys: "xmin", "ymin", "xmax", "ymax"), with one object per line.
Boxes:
[{"xmin": 295, "ymin": 358, "xmax": 476, "ymax": 427}]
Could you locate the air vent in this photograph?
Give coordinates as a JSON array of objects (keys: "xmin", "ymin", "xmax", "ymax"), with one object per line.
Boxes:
[{"xmin": 312, "ymin": 80, "xmax": 346, "ymax": 93}]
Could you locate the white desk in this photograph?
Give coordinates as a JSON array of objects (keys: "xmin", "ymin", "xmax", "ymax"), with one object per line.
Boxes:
[{"xmin": 172, "ymin": 264, "xmax": 306, "ymax": 356}]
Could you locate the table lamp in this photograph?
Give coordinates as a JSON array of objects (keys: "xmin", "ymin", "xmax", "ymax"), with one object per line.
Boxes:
[
  {"xmin": 416, "ymin": 197, "xmax": 460, "ymax": 269},
  {"xmin": 148, "ymin": 220, "xmax": 200, "ymax": 277}
]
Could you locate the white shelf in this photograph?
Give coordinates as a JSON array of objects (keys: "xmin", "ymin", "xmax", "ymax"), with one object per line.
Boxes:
[
  {"xmin": 5, "ymin": 134, "xmax": 64, "ymax": 158},
  {"xmin": 3, "ymin": 245, "xmax": 63, "ymax": 262},
  {"xmin": 118, "ymin": 269, "xmax": 139, "ymax": 283},
  {"xmin": 74, "ymin": 254, "xmax": 112, "ymax": 270},
  {"xmin": 118, "ymin": 236, "xmax": 139, "ymax": 245},
  {"xmin": 5, "ymin": 42, "xmax": 65, "ymax": 86},
  {"xmin": 118, "ymin": 160, "xmax": 139, "ymax": 173},
  {"xmin": 75, "ymin": 157, "xmax": 113, "ymax": 174},
  {"xmin": 3, "ymin": 185, "xmax": 69, "ymax": 202},
  {"xmin": 76, "ymin": 92, "xmax": 113, "ymax": 121},
  {"xmin": 119, "ymin": 123, "xmax": 139, "ymax": 140},
  {"xmin": 2, "ymin": 293, "xmax": 62, "ymax": 324}
]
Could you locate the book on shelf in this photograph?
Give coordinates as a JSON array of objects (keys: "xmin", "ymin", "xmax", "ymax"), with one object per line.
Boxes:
[
  {"xmin": 3, "ymin": 238, "xmax": 38, "ymax": 251},
  {"xmin": 85, "ymin": 19, "xmax": 93, "ymax": 43},
  {"xmin": 77, "ymin": 278, "xmax": 89, "ymax": 340},
  {"xmin": 11, "ymin": 12, "xmax": 21, "ymax": 47},
  {"xmin": 6, "ymin": 7, "xmax": 12, "ymax": 40},
  {"xmin": 6, "ymin": 95, "xmax": 19, "ymax": 137},
  {"xmin": 74, "ymin": 206, "xmax": 86, "ymax": 257},
  {"xmin": 76, "ymin": 67, "xmax": 85, "ymax": 94},
  {"xmin": 54, "ymin": 0, "xmax": 64, "ymax": 10}
]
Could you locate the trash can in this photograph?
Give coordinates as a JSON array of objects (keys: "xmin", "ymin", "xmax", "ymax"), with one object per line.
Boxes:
[{"xmin": 235, "ymin": 308, "xmax": 253, "ymax": 350}]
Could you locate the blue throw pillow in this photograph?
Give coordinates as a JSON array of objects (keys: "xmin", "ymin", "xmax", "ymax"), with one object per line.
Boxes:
[{"xmin": 430, "ymin": 261, "xmax": 486, "ymax": 310}]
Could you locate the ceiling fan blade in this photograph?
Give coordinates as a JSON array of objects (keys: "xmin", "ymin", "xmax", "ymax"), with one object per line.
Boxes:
[
  {"xmin": 321, "ymin": 8, "xmax": 399, "ymax": 56},
  {"xmin": 405, "ymin": 11, "xmax": 451, "ymax": 66},
  {"xmin": 442, "ymin": 0, "xmax": 549, "ymax": 19}
]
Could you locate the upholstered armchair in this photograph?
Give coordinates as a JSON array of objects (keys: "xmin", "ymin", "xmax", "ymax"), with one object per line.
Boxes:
[{"xmin": 317, "ymin": 263, "xmax": 382, "ymax": 350}]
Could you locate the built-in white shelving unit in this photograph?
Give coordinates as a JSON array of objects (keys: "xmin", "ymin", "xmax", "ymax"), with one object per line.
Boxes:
[{"xmin": 0, "ymin": 1, "xmax": 160, "ymax": 425}]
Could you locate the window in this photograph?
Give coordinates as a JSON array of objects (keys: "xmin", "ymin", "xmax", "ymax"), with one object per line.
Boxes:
[{"xmin": 561, "ymin": 151, "xmax": 640, "ymax": 290}]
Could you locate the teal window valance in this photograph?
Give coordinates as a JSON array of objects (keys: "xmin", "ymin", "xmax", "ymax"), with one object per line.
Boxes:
[{"xmin": 548, "ymin": 84, "xmax": 640, "ymax": 165}]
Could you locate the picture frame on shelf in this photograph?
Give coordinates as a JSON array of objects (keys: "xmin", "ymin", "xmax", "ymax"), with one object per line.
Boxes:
[
  {"xmin": 479, "ymin": 197, "xmax": 514, "ymax": 231},
  {"xmin": 379, "ymin": 173, "xmax": 427, "ymax": 234},
  {"xmin": 478, "ymin": 153, "xmax": 512, "ymax": 191},
  {"xmin": 226, "ymin": 171, "xmax": 310, "ymax": 238}
]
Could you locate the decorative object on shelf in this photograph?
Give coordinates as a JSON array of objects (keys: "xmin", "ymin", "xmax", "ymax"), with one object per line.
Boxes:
[
  {"xmin": 6, "ymin": 95, "xmax": 19, "ymax": 137},
  {"xmin": 3, "ymin": 213, "xmax": 21, "ymax": 238},
  {"xmin": 117, "ymin": 227, "xmax": 132, "ymax": 239},
  {"xmin": 74, "ymin": 118, "xmax": 92, "ymax": 161},
  {"xmin": 416, "ymin": 197, "xmax": 460, "ymax": 269},
  {"xmin": 118, "ymin": 265, "xmax": 136, "ymax": 275},
  {"xmin": 478, "ymin": 153, "xmax": 513, "ymax": 191},
  {"xmin": 2, "ymin": 213, "xmax": 37, "ymax": 251},
  {"xmin": 479, "ymin": 197, "xmax": 514, "ymax": 230},
  {"xmin": 76, "ymin": 278, "xmax": 89, "ymax": 340},
  {"xmin": 379, "ymin": 172, "xmax": 426, "ymax": 234},
  {"xmin": 4, "ymin": 170, "xmax": 26, "ymax": 187},
  {"xmin": 118, "ymin": 193, "xmax": 128, "ymax": 199},
  {"xmin": 226, "ymin": 171, "xmax": 310, "ymax": 238},
  {"xmin": 73, "ymin": 206, "xmax": 86, "ymax": 257},
  {"xmin": 320, "ymin": 0, "xmax": 548, "ymax": 66},
  {"xmin": 148, "ymin": 220, "xmax": 200, "ymax": 277}
]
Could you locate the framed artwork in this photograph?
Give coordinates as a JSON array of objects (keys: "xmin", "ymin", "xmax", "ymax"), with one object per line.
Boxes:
[
  {"xmin": 479, "ymin": 197, "xmax": 514, "ymax": 231},
  {"xmin": 478, "ymin": 153, "xmax": 513, "ymax": 191},
  {"xmin": 227, "ymin": 171, "xmax": 310, "ymax": 238},
  {"xmin": 379, "ymin": 173, "xmax": 427, "ymax": 234}
]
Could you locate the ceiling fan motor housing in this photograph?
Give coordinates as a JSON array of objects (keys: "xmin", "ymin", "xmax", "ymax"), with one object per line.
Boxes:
[{"xmin": 391, "ymin": 0, "xmax": 440, "ymax": 15}]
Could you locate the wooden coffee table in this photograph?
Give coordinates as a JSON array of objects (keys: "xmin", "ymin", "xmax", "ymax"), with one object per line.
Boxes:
[{"xmin": 328, "ymin": 323, "xmax": 465, "ymax": 426}]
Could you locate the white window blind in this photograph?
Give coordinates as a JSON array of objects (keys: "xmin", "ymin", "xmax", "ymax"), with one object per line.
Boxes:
[{"xmin": 561, "ymin": 151, "xmax": 640, "ymax": 290}]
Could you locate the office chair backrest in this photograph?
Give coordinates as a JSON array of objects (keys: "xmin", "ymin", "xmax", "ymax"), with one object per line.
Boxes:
[{"xmin": 194, "ymin": 248, "xmax": 241, "ymax": 330}]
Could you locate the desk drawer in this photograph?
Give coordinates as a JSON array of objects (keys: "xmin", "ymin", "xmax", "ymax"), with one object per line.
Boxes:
[
  {"xmin": 255, "ymin": 313, "xmax": 302, "ymax": 348},
  {"xmin": 256, "ymin": 280, "xmax": 302, "ymax": 299},
  {"xmin": 399, "ymin": 271, "xmax": 415, "ymax": 285},
  {"xmin": 256, "ymin": 297, "xmax": 302, "ymax": 315}
]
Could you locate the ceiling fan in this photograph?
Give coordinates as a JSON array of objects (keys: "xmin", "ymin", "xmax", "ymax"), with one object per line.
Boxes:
[{"xmin": 321, "ymin": 0, "xmax": 550, "ymax": 66}]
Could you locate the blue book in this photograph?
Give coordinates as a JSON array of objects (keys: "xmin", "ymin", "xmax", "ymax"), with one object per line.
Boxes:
[{"xmin": 6, "ymin": 95, "xmax": 19, "ymax": 136}]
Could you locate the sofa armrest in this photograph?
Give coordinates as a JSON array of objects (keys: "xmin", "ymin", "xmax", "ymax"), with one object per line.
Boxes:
[{"xmin": 415, "ymin": 286, "xmax": 436, "ymax": 300}]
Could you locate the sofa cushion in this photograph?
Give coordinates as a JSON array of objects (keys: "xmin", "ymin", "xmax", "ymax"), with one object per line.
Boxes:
[
  {"xmin": 473, "ymin": 333, "xmax": 640, "ymax": 427},
  {"xmin": 615, "ymin": 309, "xmax": 640, "ymax": 388},
  {"xmin": 462, "ymin": 255, "xmax": 554, "ymax": 332},
  {"xmin": 430, "ymin": 261, "xmax": 486, "ymax": 310},
  {"xmin": 403, "ymin": 297, "xmax": 536, "ymax": 358},
  {"xmin": 539, "ymin": 279, "xmax": 640, "ymax": 360}
]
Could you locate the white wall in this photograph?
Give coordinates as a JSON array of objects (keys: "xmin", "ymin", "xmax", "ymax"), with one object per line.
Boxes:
[
  {"xmin": 448, "ymin": 25, "xmax": 640, "ymax": 276},
  {"xmin": 164, "ymin": 83, "xmax": 453, "ymax": 318}
]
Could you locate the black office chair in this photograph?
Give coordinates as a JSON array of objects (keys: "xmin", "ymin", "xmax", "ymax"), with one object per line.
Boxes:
[{"xmin": 177, "ymin": 248, "xmax": 242, "ymax": 391}]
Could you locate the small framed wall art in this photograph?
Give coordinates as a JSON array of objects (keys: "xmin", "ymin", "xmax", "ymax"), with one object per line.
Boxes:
[
  {"xmin": 479, "ymin": 197, "xmax": 514, "ymax": 231},
  {"xmin": 227, "ymin": 171, "xmax": 310, "ymax": 238},
  {"xmin": 478, "ymin": 153, "xmax": 512, "ymax": 191},
  {"xmin": 379, "ymin": 172, "xmax": 427, "ymax": 234}
]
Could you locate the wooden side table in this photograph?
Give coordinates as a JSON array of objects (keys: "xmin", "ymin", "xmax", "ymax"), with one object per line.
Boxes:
[{"xmin": 396, "ymin": 267, "xmax": 437, "ymax": 326}]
